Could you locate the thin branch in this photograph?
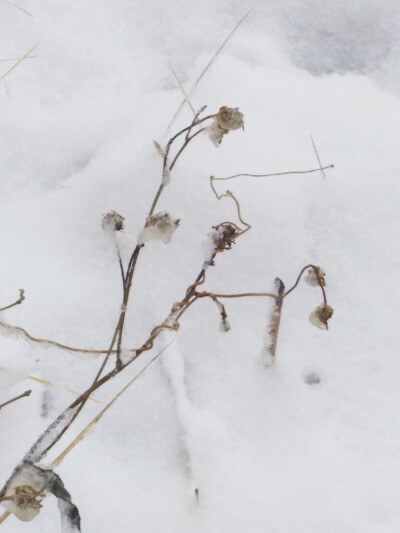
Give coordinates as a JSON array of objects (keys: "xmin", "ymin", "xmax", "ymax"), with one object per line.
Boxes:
[
  {"xmin": 0, "ymin": 289, "xmax": 24, "ymax": 312},
  {"xmin": 169, "ymin": 127, "xmax": 205, "ymax": 171},
  {"xmin": 210, "ymin": 164, "xmax": 334, "ymax": 198},
  {"xmin": 148, "ymin": 113, "xmax": 215, "ymax": 219},
  {"xmin": 197, "ymin": 291, "xmax": 277, "ymax": 300},
  {"xmin": 283, "ymin": 264, "xmax": 327, "ymax": 304},
  {"xmin": 0, "ymin": 317, "xmax": 133, "ymax": 355},
  {"xmin": 0, "ymin": 389, "xmax": 31, "ymax": 410}
]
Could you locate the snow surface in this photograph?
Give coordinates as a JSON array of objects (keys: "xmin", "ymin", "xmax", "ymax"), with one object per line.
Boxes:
[{"xmin": 1, "ymin": 1, "xmax": 400, "ymax": 532}]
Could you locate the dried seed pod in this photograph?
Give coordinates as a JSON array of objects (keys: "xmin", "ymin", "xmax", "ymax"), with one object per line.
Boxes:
[
  {"xmin": 102, "ymin": 211, "xmax": 125, "ymax": 232},
  {"xmin": 309, "ymin": 304, "xmax": 334, "ymax": 330},
  {"xmin": 305, "ymin": 266, "xmax": 326, "ymax": 287},
  {"xmin": 138, "ymin": 212, "xmax": 180, "ymax": 244},
  {"xmin": 215, "ymin": 106, "xmax": 244, "ymax": 131},
  {"xmin": 207, "ymin": 106, "xmax": 244, "ymax": 146}
]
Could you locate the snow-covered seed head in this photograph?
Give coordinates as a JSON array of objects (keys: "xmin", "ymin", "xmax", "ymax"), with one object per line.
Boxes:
[
  {"xmin": 6, "ymin": 485, "xmax": 43, "ymax": 521},
  {"xmin": 207, "ymin": 106, "xmax": 244, "ymax": 147},
  {"xmin": 215, "ymin": 106, "xmax": 244, "ymax": 131},
  {"xmin": 102, "ymin": 211, "xmax": 125, "ymax": 232},
  {"xmin": 309, "ymin": 304, "xmax": 334, "ymax": 330},
  {"xmin": 212, "ymin": 224, "xmax": 238, "ymax": 252},
  {"xmin": 138, "ymin": 212, "xmax": 180, "ymax": 244},
  {"xmin": 219, "ymin": 317, "xmax": 231, "ymax": 333},
  {"xmin": 305, "ymin": 266, "xmax": 326, "ymax": 287}
]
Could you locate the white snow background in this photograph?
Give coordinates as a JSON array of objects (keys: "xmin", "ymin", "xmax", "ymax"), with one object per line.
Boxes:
[{"xmin": 0, "ymin": 1, "xmax": 400, "ymax": 532}]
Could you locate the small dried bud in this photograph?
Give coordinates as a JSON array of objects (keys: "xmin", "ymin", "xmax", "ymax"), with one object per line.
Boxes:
[
  {"xmin": 138, "ymin": 212, "xmax": 180, "ymax": 244},
  {"xmin": 102, "ymin": 211, "xmax": 125, "ymax": 232},
  {"xmin": 309, "ymin": 304, "xmax": 334, "ymax": 330},
  {"xmin": 207, "ymin": 106, "xmax": 244, "ymax": 147},
  {"xmin": 219, "ymin": 317, "xmax": 231, "ymax": 333},
  {"xmin": 305, "ymin": 266, "xmax": 326, "ymax": 287}
]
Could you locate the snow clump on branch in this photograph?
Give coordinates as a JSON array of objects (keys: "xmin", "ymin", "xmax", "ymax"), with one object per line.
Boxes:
[
  {"xmin": 138, "ymin": 212, "xmax": 180, "ymax": 244},
  {"xmin": 207, "ymin": 106, "xmax": 244, "ymax": 147}
]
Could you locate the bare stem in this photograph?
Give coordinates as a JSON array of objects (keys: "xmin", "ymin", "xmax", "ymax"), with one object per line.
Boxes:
[
  {"xmin": 0, "ymin": 389, "xmax": 31, "ymax": 410},
  {"xmin": 283, "ymin": 264, "xmax": 327, "ymax": 304},
  {"xmin": 210, "ymin": 165, "xmax": 334, "ymax": 199},
  {"xmin": 0, "ymin": 289, "xmax": 25, "ymax": 312}
]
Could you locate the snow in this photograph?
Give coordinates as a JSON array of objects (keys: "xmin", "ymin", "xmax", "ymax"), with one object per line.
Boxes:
[{"xmin": 1, "ymin": 1, "xmax": 400, "ymax": 532}]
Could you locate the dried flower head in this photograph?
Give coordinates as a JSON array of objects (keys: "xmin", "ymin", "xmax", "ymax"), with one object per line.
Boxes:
[
  {"xmin": 207, "ymin": 106, "xmax": 244, "ymax": 147},
  {"xmin": 210, "ymin": 224, "xmax": 238, "ymax": 252},
  {"xmin": 138, "ymin": 212, "xmax": 180, "ymax": 244},
  {"xmin": 8, "ymin": 485, "xmax": 43, "ymax": 521},
  {"xmin": 305, "ymin": 266, "xmax": 326, "ymax": 287},
  {"xmin": 309, "ymin": 304, "xmax": 334, "ymax": 330},
  {"xmin": 102, "ymin": 211, "xmax": 125, "ymax": 232},
  {"xmin": 216, "ymin": 106, "xmax": 244, "ymax": 131}
]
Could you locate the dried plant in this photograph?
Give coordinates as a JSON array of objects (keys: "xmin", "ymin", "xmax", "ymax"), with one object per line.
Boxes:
[{"xmin": 0, "ymin": 106, "xmax": 333, "ymax": 530}]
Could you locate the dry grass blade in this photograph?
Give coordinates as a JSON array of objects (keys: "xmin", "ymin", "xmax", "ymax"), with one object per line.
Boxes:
[
  {"xmin": 0, "ymin": 366, "xmax": 106, "ymax": 405},
  {"xmin": 168, "ymin": 60, "xmax": 195, "ymax": 115},
  {"xmin": 0, "ymin": 56, "xmax": 37, "ymax": 63},
  {"xmin": 0, "ymin": 510, "xmax": 11, "ymax": 523},
  {"xmin": 210, "ymin": 165, "xmax": 334, "ymax": 198},
  {"xmin": 310, "ymin": 135, "xmax": 327, "ymax": 179},
  {"xmin": 166, "ymin": 11, "xmax": 250, "ymax": 131},
  {"xmin": 51, "ymin": 341, "xmax": 173, "ymax": 468},
  {"xmin": 2, "ymin": 0, "xmax": 33, "ymax": 17},
  {"xmin": 0, "ymin": 43, "xmax": 40, "ymax": 85}
]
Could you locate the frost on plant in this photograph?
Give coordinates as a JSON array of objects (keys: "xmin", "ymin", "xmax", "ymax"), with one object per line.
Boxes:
[
  {"xmin": 309, "ymin": 304, "xmax": 334, "ymax": 330},
  {"xmin": 304, "ymin": 266, "xmax": 326, "ymax": 287},
  {"xmin": 102, "ymin": 210, "xmax": 125, "ymax": 232},
  {"xmin": 138, "ymin": 212, "xmax": 180, "ymax": 244},
  {"xmin": 0, "ymin": 461, "xmax": 81, "ymax": 531},
  {"xmin": 207, "ymin": 106, "xmax": 244, "ymax": 147}
]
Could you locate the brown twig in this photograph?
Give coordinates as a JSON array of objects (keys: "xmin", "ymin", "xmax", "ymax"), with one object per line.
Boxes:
[
  {"xmin": 210, "ymin": 165, "xmax": 334, "ymax": 199},
  {"xmin": 0, "ymin": 389, "xmax": 31, "ymax": 410},
  {"xmin": 0, "ymin": 318, "xmax": 131, "ymax": 355},
  {"xmin": 284, "ymin": 264, "xmax": 327, "ymax": 303},
  {"xmin": 0, "ymin": 289, "xmax": 25, "ymax": 312}
]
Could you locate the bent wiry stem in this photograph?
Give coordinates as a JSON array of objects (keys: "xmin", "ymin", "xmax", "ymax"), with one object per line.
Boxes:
[{"xmin": 210, "ymin": 164, "xmax": 334, "ymax": 199}]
